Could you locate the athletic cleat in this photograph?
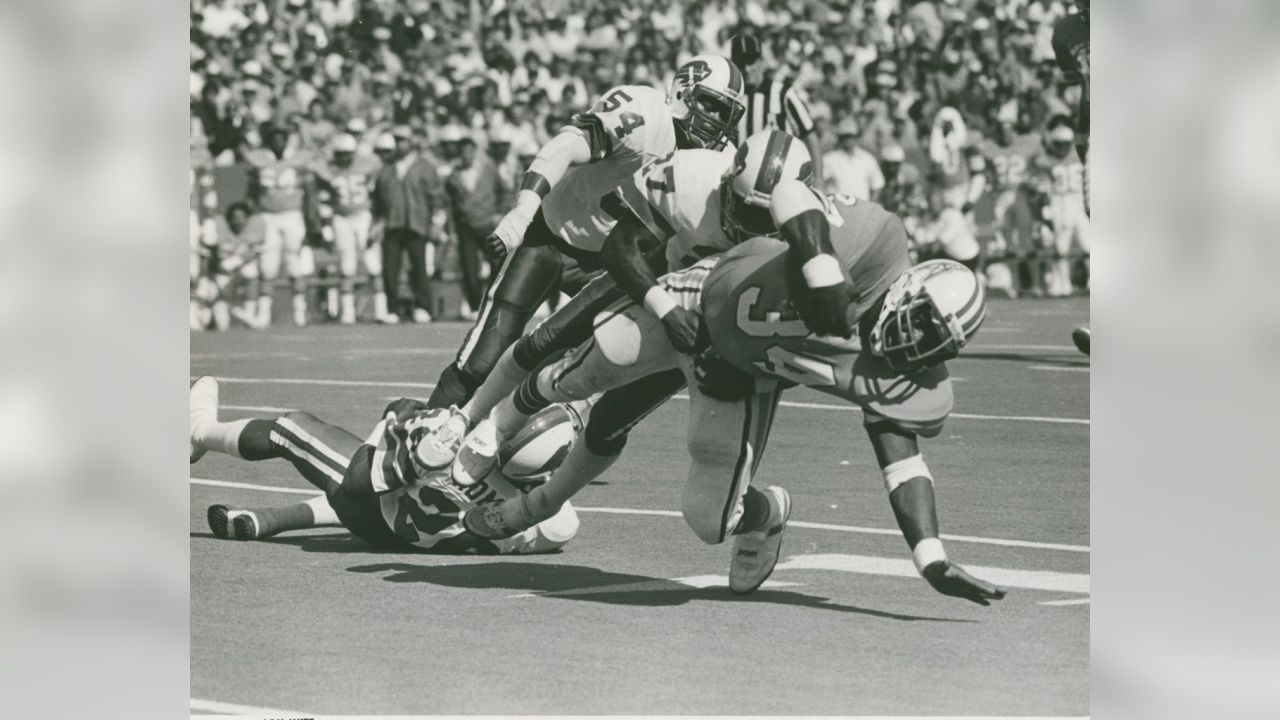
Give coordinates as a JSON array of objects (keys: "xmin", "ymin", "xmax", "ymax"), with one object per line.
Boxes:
[
  {"xmin": 415, "ymin": 407, "xmax": 469, "ymax": 469},
  {"xmin": 729, "ymin": 486, "xmax": 791, "ymax": 594},
  {"xmin": 461, "ymin": 497, "xmax": 530, "ymax": 540},
  {"xmin": 231, "ymin": 512, "xmax": 261, "ymax": 541},
  {"xmin": 451, "ymin": 418, "xmax": 501, "ymax": 486},
  {"xmin": 378, "ymin": 313, "xmax": 400, "ymax": 325},
  {"xmin": 189, "ymin": 376, "xmax": 219, "ymax": 463},
  {"xmin": 1072, "ymin": 326, "xmax": 1090, "ymax": 355},
  {"xmin": 207, "ymin": 504, "xmax": 232, "ymax": 539}
]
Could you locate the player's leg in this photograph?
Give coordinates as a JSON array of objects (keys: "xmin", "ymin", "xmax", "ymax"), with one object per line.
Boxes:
[
  {"xmin": 190, "ymin": 378, "xmax": 355, "ymax": 540},
  {"xmin": 678, "ymin": 361, "xmax": 789, "ymax": 593},
  {"xmin": 358, "ymin": 213, "xmax": 388, "ymax": 322},
  {"xmin": 257, "ymin": 213, "xmax": 285, "ymax": 327},
  {"xmin": 454, "ymin": 298, "xmax": 682, "ymax": 486},
  {"xmin": 333, "ymin": 213, "xmax": 359, "ymax": 324},
  {"xmin": 281, "ymin": 210, "xmax": 310, "ymax": 325},
  {"xmin": 426, "ymin": 210, "xmax": 566, "ymax": 410}
]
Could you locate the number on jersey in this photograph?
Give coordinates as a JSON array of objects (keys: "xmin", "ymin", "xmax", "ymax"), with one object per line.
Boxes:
[{"xmin": 754, "ymin": 345, "xmax": 838, "ymax": 388}]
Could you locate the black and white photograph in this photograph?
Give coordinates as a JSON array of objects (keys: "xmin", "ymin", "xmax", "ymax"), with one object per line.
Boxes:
[{"xmin": 187, "ymin": 0, "xmax": 1090, "ymax": 715}]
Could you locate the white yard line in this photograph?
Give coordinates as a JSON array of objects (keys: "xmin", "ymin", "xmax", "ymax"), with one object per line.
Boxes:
[
  {"xmin": 201, "ymin": 376, "xmax": 1088, "ymax": 426},
  {"xmin": 190, "ymin": 697, "xmax": 308, "ymax": 716},
  {"xmin": 221, "ymin": 404, "xmax": 294, "ymax": 413},
  {"xmin": 1038, "ymin": 598, "xmax": 1092, "ymax": 606},
  {"xmin": 1028, "ymin": 365, "xmax": 1091, "ymax": 373},
  {"xmin": 190, "ymin": 478, "xmax": 1089, "ymax": 553}
]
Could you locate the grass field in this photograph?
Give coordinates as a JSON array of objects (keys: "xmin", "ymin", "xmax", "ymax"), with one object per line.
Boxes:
[{"xmin": 190, "ymin": 296, "xmax": 1089, "ymax": 717}]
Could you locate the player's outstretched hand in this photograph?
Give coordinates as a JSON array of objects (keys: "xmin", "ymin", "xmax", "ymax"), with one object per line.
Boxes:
[
  {"xmin": 921, "ymin": 560, "xmax": 1008, "ymax": 606},
  {"xmin": 661, "ymin": 306, "xmax": 701, "ymax": 354},
  {"xmin": 802, "ymin": 281, "xmax": 857, "ymax": 338}
]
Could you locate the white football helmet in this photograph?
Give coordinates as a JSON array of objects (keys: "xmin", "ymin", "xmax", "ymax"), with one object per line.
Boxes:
[
  {"xmin": 668, "ymin": 54, "xmax": 747, "ymax": 151},
  {"xmin": 720, "ymin": 129, "xmax": 814, "ymax": 243},
  {"xmin": 497, "ymin": 403, "xmax": 584, "ymax": 490},
  {"xmin": 869, "ymin": 259, "xmax": 987, "ymax": 373},
  {"xmin": 332, "ymin": 133, "xmax": 357, "ymax": 165}
]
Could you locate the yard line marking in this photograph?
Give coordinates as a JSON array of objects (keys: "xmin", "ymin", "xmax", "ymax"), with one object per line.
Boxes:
[
  {"xmin": 964, "ymin": 343, "xmax": 1080, "ymax": 352},
  {"xmin": 190, "ymin": 478, "xmax": 1090, "ymax": 553},
  {"xmin": 1028, "ymin": 365, "xmax": 1090, "ymax": 373},
  {"xmin": 190, "ymin": 697, "xmax": 308, "ymax": 716},
  {"xmin": 1038, "ymin": 598, "xmax": 1092, "ymax": 606},
  {"xmin": 508, "ymin": 575, "xmax": 804, "ymax": 599},
  {"xmin": 222, "ymin": 404, "xmax": 294, "ymax": 413},
  {"xmin": 192, "ymin": 477, "xmax": 322, "ymax": 496},
  {"xmin": 775, "ymin": 554, "xmax": 1090, "ymax": 594},
  {"xmin": 198, "ymin": 376, "xmax": 1089, "ymax": 425}
]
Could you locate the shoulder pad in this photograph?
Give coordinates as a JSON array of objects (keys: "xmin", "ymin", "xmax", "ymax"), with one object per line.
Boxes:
[{"xmin": 852, "ymin": 353, "xmax": 953, "ymax": 438}]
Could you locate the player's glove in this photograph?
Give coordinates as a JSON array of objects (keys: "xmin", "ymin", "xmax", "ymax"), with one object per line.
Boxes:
[
  {"xmin": 693, "ymin": 351, "xmax": 756, "ymax": 402},
  {"xmin": 921, "ymin": 560, "xmax": 1008, "ymax": 606}
]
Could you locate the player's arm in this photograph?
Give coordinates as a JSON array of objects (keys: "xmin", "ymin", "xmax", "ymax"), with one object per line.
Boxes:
[
  {"xmin": 863, "ymin": 416, "xmax": 1007, "ymax": 605},
  {"xmin": 482, "ymin": 129, "xmax": 592, "ymax": 260},
  {"xmin": 783, "ymin": 84, "xmax": 822, "ymax": 187},
  {"xmin": 599, "ymin": 196, "xmax": 700, "ymax": 352},
  {"xmin": 964, "ymin": 151, "xmax": 986, "ymax": 211},
  {"xmin": 771, "ymin": 179, "xmax": 857, "ymax": 338}
]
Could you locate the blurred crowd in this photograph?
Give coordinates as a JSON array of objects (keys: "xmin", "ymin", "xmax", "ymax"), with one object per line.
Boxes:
[{"xmin": 191, "ymin": 0, "xmax": 1089, "ymax": 330}]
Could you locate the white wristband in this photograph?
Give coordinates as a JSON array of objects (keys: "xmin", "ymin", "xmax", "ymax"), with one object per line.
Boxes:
[
  {"xmin": 801, "ymin": 254, "xmax": 844, "ymax": 288},
  {"xmin": 912, "ymin": 537, "xmax": 948, "ymax": 575},
  {"xmin": 643, "ymin": 286, "xmax": 678, "ymax": 320}
]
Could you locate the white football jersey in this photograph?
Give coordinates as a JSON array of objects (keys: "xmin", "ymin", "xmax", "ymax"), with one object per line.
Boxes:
[
  {"xmin": 542, "ymin": 85, "xmax": 677, "ymax": 252},
  {"xmin": 616, "ymin": 146, "xmax": 737, "ymax": 272}
]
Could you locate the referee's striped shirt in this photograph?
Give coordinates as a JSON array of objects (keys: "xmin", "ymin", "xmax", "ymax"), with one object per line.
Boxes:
[{"xmin": 738, "ymin": 72, "xmax": 817, "ymax": 141}]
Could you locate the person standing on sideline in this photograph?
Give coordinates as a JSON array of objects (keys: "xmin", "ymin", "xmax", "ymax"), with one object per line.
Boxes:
[
  {"xmin": 731, "ymin": 32, "xmax": 822, "ymax": 185},
  {"xmin": 371, "ymin": 126, "xmax": 447, "ymax": 324},
  {"xmin": 443, "ymin": 126, "xmax": 504, "ymax": 322},
  {"xmin": 822, "ymin": 117, "xmax": 885, "ymax": 201}
]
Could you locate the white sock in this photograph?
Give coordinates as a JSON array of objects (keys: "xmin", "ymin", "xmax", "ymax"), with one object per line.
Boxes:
[
  {"xmin": 525, "ymin": 440, "xmax": 619, "ymax": 520},
  {"xmin": 257, "ymin": 295, "xmax": 273, "ymax": 326},
  {"xmin": 491, "ymin": 395, "xmax": 531, "ymax": 439},
  {"xmin": 373, "ymin": 292, "xmax": 388, "ymax": 318},
  {"xmin": 194, "ymin": 419, "xmax": 252, "ymax": 458},
  {"xmin": 462, "ymin": 346, "xmax": 530, "ymax": 422},
  {"xmin": 341, "ymin": 292, "xmax": 356, "ymax": 321},
  {"xmin": 304, "ymin": 494, "xmax": 342, "ymax": 526}
]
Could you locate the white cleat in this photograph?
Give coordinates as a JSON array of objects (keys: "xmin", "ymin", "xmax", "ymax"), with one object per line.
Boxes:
[
  {"xmin": 451, "ymin": 418, "xmax": 502, "ymax": 486},
  {"xmin": 189, "ymin": 376, "xmax": 219, "ymax": 463},
  {"xmin": 413, "ymin": 308, "xmax": 433, "ymax": 324},
  {"xmin": 414, "ymin": 407, "xmax": 469, "ymax": 469},
  {"xmin": 378, "ymin": 313, "xmax": 400, "ymax": 325},
  {"xmin": 729, "ymin": 486, "xmax": 791, "ymax": 595}
]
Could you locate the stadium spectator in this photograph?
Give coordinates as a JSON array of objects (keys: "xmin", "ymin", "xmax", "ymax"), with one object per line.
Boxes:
[
  {"xmin": 443, "ymin": 126, "xmax": 504, "ymax": 321},
  {"xmin": 823, "ymin": 117, "xmax": 885, "ymax": 202},
  {"xmin": 371, "ymin": 128, "xmax": 447, "ymax": 324}
]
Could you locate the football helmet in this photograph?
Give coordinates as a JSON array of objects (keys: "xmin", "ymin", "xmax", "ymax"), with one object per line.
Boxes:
[
  {"xmin": 668, "ymin": 54, "xmax": 747, "ymax": 151},
  {"xmin": 332, "ymin": 133, "xmax": 357, "ymax": 165},
  {"xmin": 1046, "ymin": 123, "xmax": 1075, "ymax": 158},
  {"xmin": 869, "ymin": 259, "xmax": 987, "ymax": 373},
  {"xmin": 720, "ymin": 129, "xmax": 814, "ymax": 243},
  {"xmin": 497, "ymin": 403, "xmax": 584, "ymax": 490}
]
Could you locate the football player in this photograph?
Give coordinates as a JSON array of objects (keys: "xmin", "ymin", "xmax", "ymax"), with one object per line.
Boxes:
[
  {"xmin": 456, "ymin": 174, "xmax": 1007, "ymax": 605},
  {"xmin": 313, "ymin": 133, "xmax": 391, "ymax": 324},
  {"xmin": 419, "ymin": 131, "xmax": 848, "ymax": 485},
  {"xmin": 424, "ymin": 55, "xmax": 747, "ymax": 413},
  {"xmin": 1053, "ymin": 0, "xmax": 1091, "ymax": 353},
  {"xmin": 246, "ymin": 125, "xmax": 317, "ymax": 328},
  {"xmin": 974, "ymin": 105, "xmax": 1041, "ymax": 297},
  {"xmin": 189, "ymin": 377, "xmax": 578, "ymax": 554},
  {"xmin": 1033, "ymin": 119, "xmax": 1089, "ymax": 298}
]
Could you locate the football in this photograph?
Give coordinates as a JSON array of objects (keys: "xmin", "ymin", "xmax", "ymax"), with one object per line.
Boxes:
[{"xmin": 497, "ymin": 403, "xmax": 583, "ymax": 489}]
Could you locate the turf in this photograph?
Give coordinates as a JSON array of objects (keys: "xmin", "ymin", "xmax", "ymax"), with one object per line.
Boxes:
[{"xmin": 190, "ymin": 296, "xmax": 1089, "ymax": 716}]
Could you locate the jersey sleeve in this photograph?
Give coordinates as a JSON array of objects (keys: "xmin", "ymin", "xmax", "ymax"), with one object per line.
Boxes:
[
  {"xmin": 569, "ymin": 85, "xmax": 660, "ymax": 162},
  {"xmin": 852, "ymin": 353, "xmax": 953, "ymax": 438},
  {"xmin": 782, "ymin": 84, "xmax": 816, "ymax": 137}
]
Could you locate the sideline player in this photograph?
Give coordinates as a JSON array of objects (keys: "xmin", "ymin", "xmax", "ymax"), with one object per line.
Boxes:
[
  {"xmin": 246, "ymin": 125, "xmax": 316, "ymax": 328},
  {"xmin": 1053, "ymin": 0, "xmax": 1091, "ymax": 353},
  {"xmin": 459, "ymin": 180, "xmax": 1006, "ymax": 604},
  {"xmin": 1034, "ymin": 120, "xmax": 1089, "ymax": 298},
  {"xmin": 425, "ymin": 55, "xmax": 747, "ymax": 412},
  {"xmin": 313, "ymin": 133, "xmax": 391, "ymax": 324},
  {"xmin": 189, "ymin": 378, "xmax": 578, "ymax": 554}
]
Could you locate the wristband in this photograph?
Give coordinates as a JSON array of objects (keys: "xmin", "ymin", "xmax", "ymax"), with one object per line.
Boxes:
[
  {"xmin": 801, "ymin": 254, "xmax": 843, "ymax": 288},
  {"xmin": 912, "ymin": 537, "xmax": 947, "ymax": 575},
  {"xmin": 643, "ymin": 286, "xmax": 678, "ymax": 320}
]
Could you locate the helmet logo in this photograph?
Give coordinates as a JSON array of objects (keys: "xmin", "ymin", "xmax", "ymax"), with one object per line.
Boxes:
[{"xmin": 679, "ymin": 59, "xmax": 713, "ymax": 86}]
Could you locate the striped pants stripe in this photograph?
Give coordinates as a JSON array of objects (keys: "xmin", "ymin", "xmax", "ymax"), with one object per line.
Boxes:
[{"xmin": 268, "ymin": 412, "xmax": 361, "ymax": 493}]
